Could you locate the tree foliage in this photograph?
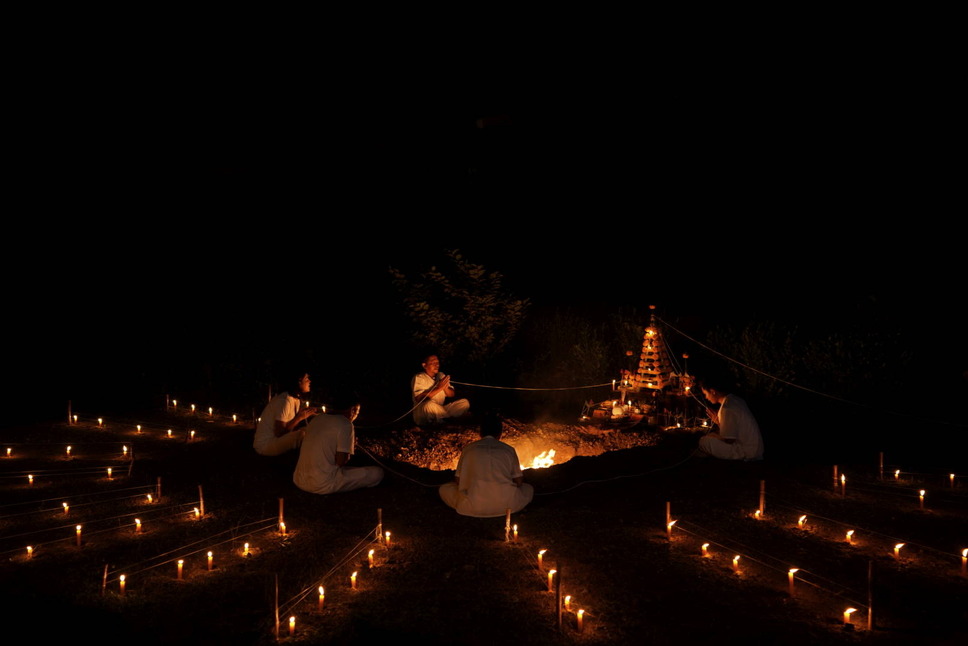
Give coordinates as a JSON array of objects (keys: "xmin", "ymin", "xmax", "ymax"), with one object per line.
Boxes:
[{"xmin": 389, "ymin": 250, "xmax": 531, "ymax": 367}]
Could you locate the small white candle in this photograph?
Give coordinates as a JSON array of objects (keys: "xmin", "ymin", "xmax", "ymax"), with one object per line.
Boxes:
[
  {"xmin": 701, "ymin": 543, "xmax": 709, "ymax": 557},
  {"xmin": 666, "ymin": 520, "xmax": 676, "ymax": 540},
  {"xmin": 122, "ymin": 445, "xmax": 128, "ymax": 457},
  {"xmin": 147, "ymin": 494, "xmax": 153, "ymax": 504},
  {"xmin": 243, "ymin": 543, "xmax": 250, "ymax": 557},
  {"xmin": 753, "ymin": 510, "xmax": 761, "ymax": 520},
  {"xmin": 894, "ymin": 543, "xmax": 905, "ymax": 560},
  {"xmin": 72, "ymin": 414, "xmax": 78, "ymax": 424},
  {"xmin": 788, "ymin": 568, "xmax": 798, "ymax": 596},
  {"xmin": 177, "ymin": 560, "xmax": 184, "ymax": 580},
  {"xmin": 194, "ymin": 507, "xmax": 200, "ymax": 519},
  {"xmin": 66, "ymin": 445, "xmax": 71, "ymax": 457},
  {"xmin": 279, "ymin": 521, "xmax": 286, "ymax": 535},
  {"xmin": 136, "ymin": 425, "xmax": 141, "ymax": 434},
  {"xmin": 190, "ymin": 430, "xmax": 195, "ymax": 441},
  {"xmin": 564, "ymin": 595, "xmax": 571, "ymax": 610},
  {"xmin": 289, "ymin": 616, "xmax": 295, "ymax": 636},
  {"xmin": 846, "ymin": 530, "xmax": 854, "ymax": 544},
  {"xmin": 135, "ymin": 519, "xmax": 141, "ymax": 533},
  {"xmin": 368, "ymin": 549, "xmax": 375, "ymax": 568},
  {"xmin": 919, "ymin": 489, "xmax": 925, "ymax": 510},
  {"xmin": 961, "ymin": 549, "xmax": 967, "ymax": 574},
  {"xmin": 107, "ymin": 467, "xmax": 112, "ymax": 479},
  {"xmin": 951, "ymin": 474, "xmax": 956, "ymax": 488},
  {"xmin": 190, "ymin": 405, "xmax": 195, "ymax": 414},
  {"xmin": 173, "ymin": 400, "xmax": 177, "ymax": 409},
  {"xmin": 843, "ymin": 607, "xmax": 856, "ymax": 625},
  {"xmin": 98, "ymin": 418, "xmax": 103, "ymax": 427},
  {"xmin": 63, "ymin": 502, "xmax": 69, "ymax": 514},
  {"xmin": 538, "ymin": 549, "xmax": 547, "ymax": 569},
  {"xmin": 318, "ymin": 586, "xmax": 325, "ymax": 611},
  {"xmin": 5, "ymin": 448, "xmax": 10, "ymax": 457},
  {"xmin": 513, "ymin": 524, "xmax": 518, "ymax": 541},
  {"xmin": 798, "ymin": 515, "xmax": 807, "ymax": 529},
  {"xmin": 26, "ymin": 546, "xmax": 33, "ymax": 559},
  {"xmin": 28, "ymin": 474, "xmax": 33, "ymax": 485},
  {"xmin": 167, "ymin": 429, "xmax": 172, "ymax": 438},
  {"xmin": 385, "ymin": 531, "xmax": 391, "ymax": 548},
  {"xmin": 76, "ymin": 525, "xmax": 82, "ymax": 547},
  {"xmin": 232, "ymin": 414, "xmax": 237, "ymax": 423},
  {"xmin": 577, "ymin": 609, "xmax": 585, "ymax": 633},
  {"xmin": 351, "ymin": 571, "xmax": 357, "ymax": 590},
  {"xmin": 547, "ymin": 569, "xmax": 556, "ymax": 592},
  {"xmin": 119, "ymin": 574, "xmax": 125, "ymax": 596},
  {"xmin": 840, "ymin": 474, "xmax": 846, "ymax": 496},
  {"xmin": 894, "ymin": 469, "xmax": 900, "ymax": 482},
  {"xmin": 732, "ymin": 555, "xmax": 740, "ymax": 572},
  {"xmin": 207, "ymin": 551, "xmax": 213, "ymax": 571},
  {"xmin": 208, "ymin": 407, "xmax": 213, "ymax": 417}
]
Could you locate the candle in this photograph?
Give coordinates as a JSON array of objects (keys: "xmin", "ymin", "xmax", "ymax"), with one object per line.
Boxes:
[
  {"xmin": 208, "ymin": 407, "xmax": 213, "ymax": 417},
  {"xmin": 513, "ymin": 524, "xmax": 518, "ymax": 541},
  {"xmin": 547, "ymin": 569, "xmax": 556, "ymax": 592},
  {"xmin": 788, "ymin": 568, "xmax": 798, "ymax": 596},
  {"xmin": 564, "ymin": 595, "xmax": 571, "ymax": 610},
  {"xmin": 5, "ymin": 448, "xmax": 10, "ymax": 457},
  {"xmin": 753, "ymin": 510, "xmax": 761, "ymax": 520},
  {"xmin": 840, "ymin": 474, "xmax": 846, "ymax": 497},
  {"xmin": 701, "ymin": 543, "xmax": 709, "ymax": 557},
  {"xmin": 894, "ymin": 469, "xmax": 900, "ymax": 482},
  {"xmin": 76, "ymin": 525, "xmax": 82, "ymax": 547},
  {"xmin": 167, "ymin": 429, "xmax": 172, "ymax": 438},
  {"xmin": 107, "ymin": 467, "xmax": 112, "ymax": 479},
  {"xmin": 919, "ymin": 489, "xmax": 925, "ymax": 510},
  {"xmin": 137, "ymin": 425, "xmax": 141, "ymax": 434},
  {"xmin": 952, "ymin": 474, "xmax": 956, "ymax": 488},
  {"xmin": 894, "ymin": 543, "xmax": 905, "ymax": 560},
  {"xmin": 173, "ymin": 400, "xmax": 177, "ymax": 409},
  {"xmin": 119, "ymin": 574, "xmax": 125, "ymax": 596},
  {"xmin": 368, "ymin": 549, "xmax": 375, "ymax": 568},
  {"xmin": 243, "ymin": 543, "xmax": 250, "ymax": 557},
  {"xmin": 846, "ymin": 530, "xmax": 854, "ymax": 544},
  {"xmin": 351, "ymin": 571, "xmax": 357, "ymax": 590},
  {"xmin": 122, "ymin": 445, "xmax": 128, "ymax": 457},
  {"xmin": 207, "ymin": 551, "xmax": 213, "ymax": 571},
  {"xmin": 190, "ymin": 430, "xmax": 196, "ymax": 441},
  {"xmin": 233, "ymin": 414, "xmax": 237, "ymax": 423},
  {"xmin": 147, "ymin": 494, "xmax": 153, "ymax": 504},
  {"xmin": 191, "ymin": 405, "xmax": 195, "ymax": 414},
  {"xmin": 28, "ymin": 474, "xmax": 33, "ymax": 485},
  {"xmin": 538, "ymin": 549, "xmax": 547, "ymax": 569},
  {"xmin": 194, "ymin": 507, "xmax": 200, "ymax": 519},
  {"xmin": 666, "ymin": 520, "xmax": 676, "ymax": 540},
  {"xmin": 961, "ymin": 549, "xmax": 967, "ymax": 575},
  {"xmin": 135, "ymin": 519, "xmax": 142, "ymax": 533},
  {"xmin": 98, "ymin": 418, "xmax": 103, "ymax": 427},
  {"xmin": 289, "ymin": 616, "xmax": 295, "ymax": 636},
  {"xmin": 577, "ymin": 609, "xmax": 585, "ymax": 633},
  {"xmin": 279, "ymin": 521, "xmax": 286, "ymax": 535},
  {"xmin": 798, "ymin": 515, "xmax": 807, "ymax": 529},
  {"xmin": 177, "ymin": 560, "xmax": 184, "ymax": 580},
  {"xmin": 72, "ymin": 414, "xmax": 78, "ymax": 424},
  {"xmin": 843, "ymin": 607, "xmax": 856, "ymax": 625},
  {"xmin": 66, "ymin": 445, "xmax": 71, "ymax": 457},
  {"xmin": 26, "ymin": 546, "xmax": 33, "ymax": 559},
  {"xmin": 385, "ymin": 531, "xmax": 391, "ymax": 548},
  {"xmin": 318, "ymin": 586, "xmax": 325, "ymax": 612},
  {"xmin": 63, "ymin": 502, "xmax": 69, "ymax": 514},
  {"xmin": 732, "ymin": 555, "xmax": 740, "ymax": 572}
]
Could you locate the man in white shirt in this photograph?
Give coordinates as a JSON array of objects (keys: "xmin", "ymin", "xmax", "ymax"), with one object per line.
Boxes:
[
  {"xmin": 698, "ymin": 376, "xmax": 764, "ymax": 461},
  {"xmin": 411, "ymin": 354, "xmax": 470, "ymax": 425}
]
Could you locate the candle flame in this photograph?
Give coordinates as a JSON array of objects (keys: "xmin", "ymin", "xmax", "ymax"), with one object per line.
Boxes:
[
  {"xmin": 844, "ymin": 607, "xmax": 856, "ymax": 623},
  {"xmin": 564, "ymin": 595, "xmax": 571, "ymax": 609},
  {"xmin": 798, "ymin": 515, "xmax": 807, "ymax": 528},
  {"xmin": 701, "ymin": 543, "xmax": 709, "ymax": 556},
  {"xmin": 789, "ymin": 568, "xmax": 799, "ymax": 575}
]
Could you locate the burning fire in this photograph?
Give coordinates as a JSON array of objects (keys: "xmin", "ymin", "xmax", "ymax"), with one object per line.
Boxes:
[{"xmin": 524, "ymin": 449, "xmax": 556, "ymax": 470}]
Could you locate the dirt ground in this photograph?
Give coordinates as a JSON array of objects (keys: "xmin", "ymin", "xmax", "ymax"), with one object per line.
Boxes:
[{"xmin": 1, "ymin": 409, "xmax": 966, "ymax": 645}]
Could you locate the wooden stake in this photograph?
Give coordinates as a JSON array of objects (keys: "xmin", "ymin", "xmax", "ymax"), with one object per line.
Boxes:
[
  {"xmin": 665, "ymin": 501, "xmax": 671, "ymax": 527},
  {"xmin": 156, "ymin": 477, "xmax": 162, "ymax": 501},
  {"xmin": 278, "ymin": 498, "xmax": 284, "ymax": 526},
  {"xmin": 377, "ymin": 508, "xmax": 383, "ymax": 544},
  {"xmin": 102, "ymin": 564, "xmax": 108, "ymax": 595},
  {"xmin": 198, "ymin": 486, "xmax": 205, "ymax": 517},
  {"xmin": 878, "ymin": 452, "xmax": 884, "ymax": 481},
  {"xmin": 274, "ymin": 574, "xmax": 280, "ymax": 641},
  {"xmin": 759, "ymin": 480, "xmax": 766, "ymax": 516},
  {"xmin": 867, "ymin": 560, "xmax": 874, "ymax": 631},
  {"xmin": 68, "ymin": 401, "xmax": 72, "ymax": 425},
  {"xmin": 505, "ymin": 509, "xmax": 511, "ymax": 543},
  {"xmin": 555, "ymin": 562, "xmax": 563, "ymax": 631},
  {"xmin": 127, "ymin": 447, "xmax": 135, "ymax": 477},
  {"xmin": 833, "ymin": 465, "xmax": 838, "ymax": 492}
]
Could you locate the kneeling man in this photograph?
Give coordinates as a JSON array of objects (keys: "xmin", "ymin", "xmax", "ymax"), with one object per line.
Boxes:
[
  {"xmin": 293, "ymin": 390, "xmax": 383, "ymax": 494},
  {"xmin": 439, "ymin": 413, "xmax": 533, "ymax": 517}
]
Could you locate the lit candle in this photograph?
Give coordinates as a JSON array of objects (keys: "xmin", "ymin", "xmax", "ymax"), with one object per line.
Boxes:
[
  {"xmin": 173, "ymin": 400, "xmax": 177, "ymax": 408},
  {"xmin": 732, "ymin": 555, "xmax": 740, "ymax": 572},
  {"xmin": 351, "ymin": 571, "xmax": 357, "ymax": 590},
  {"xmin": 843, "ymin": 607, "xmax": 856, "ymax": 625},
  {"xmin": 167, "ymin": 429, "xmax": 172, "ymax": 438},
  {"xmin": 147, "ymin": 494, "xmax": 153, "ymax": 504},
  {"xmin": 191, "ymin": 405, "xmax": 195, "ymax": 414},
  {"xmin": 135, "ymin": 519, "xmax": 142, "ymax": 533},
  {"xmin": 243, "ymin": 543, "xmax": 250, "ymax": 557},
  {"xmin": 753, "ymin": 510, "xmax": 761, "ymax": 520},
  {"xmin": 846, "ymin": 530, "xmax": 854, "ymax": 544},
  {"xmin": 368, "ymin": 549, "xmax": 375, "ymax": 568},
  {"xmin": 177, "ymin": 560, "xmax": 184, "ymax": 580},
  {"xmin": 667, "ymin": 520, "xmax": 677, "ymax": 540},
  {"xmin": 207, "ymin": 551, "xmax": 213, "ymax": 571},
  {"xmin": 63, "ymin": 502, "xmax": 69, "ymax": 514},
  {"xmin": 5, "ymin": 448, "xmax": 10, "ymax": 457},
  {"xmin": 951, "ymin": 474, "xmax": 956, "ymax": 488},
  {"xmin": 919, "ymin": 489, "xmax": 925, "ymax": 510},
  {"xmin": 547, "ymin": 569, "xmax": 557, "ymax": 592},
  {"xmin": 208, "ymin": 407, "xmax": 213, "ymax": 417},
  {"xmin": 289, "ymin": 616, "xmax": 295, "ymax": 636},
  {"xmin": 840, "ymin": 474, "xmax": 846, "ymax": 497},
  {"xmin": 318, "ymin": 586, "xmax": 325, "ymax": 612},
  {"xmin": 798, "ymin": 515, "xmax": 807, "ymax": 529},
  {"xmin": 194, "ymin": 507, "xmax": 200, "ymax": 519},
  {"xmin": 961, "ymin": 549, "xmax": 967, "ymax": 575},
  {"xmin": 577, "ymin": 609, "xmax": 585, "ymax": 633},
  {"xmin": 107, "ymin": 467, "xmax": 112, "ymax": 479},
  {"xmin": 76, "ymin": 525, "xmax": 82, "ymax": 547},
  {"xmin": 564, "ymin": 595, "xmax": 571, "ymax": 610},
  {"xmin": 190, "ymin": 430, "xmax": 196, "ymax": 441},
  {"xmin": 385, "ymin": 531, "xmax": 391, "ymax": 548},
  {"xmin": 701, "ymin": 543, "xmax": 709, "ymax": 557},
  {"xmin": 232, "ymin": 414, "xmax": 237, "ymax": 423},
  {"xmin": 894, "ymin": 469, "xmax": 900, "ymax": 482},
  {"xmin": 279, "ymin": 521, "xmax": 287, "ymax": 535},
  {"xmin": 98, "ymin": 418, "xmax": 103, "ymax": 427},
  {"xmin": 894, "ymin": 543, "xmax": 905, "ymax": 560},
  {"xmin": 513, "ymin": 524, "xmax": 518, "ymax": 541},
  {"xmin": 788, "ymin": 568, "xmax": 799, "ymax": 596},
  {"xmin": 612, "ymin": 379, "xmax": 616, "ymax": 390},
  {"xmin": 137, "ymin": 425, "xmax": 141, "ymax": 434},
  {"xmin": 72, "ymin": 414, "xmax": 78, "ymax": 424},
  {"xmin": 26, "ymin": 546, "xmax": 33, "ymax": 559},
  {"xmin": 119, "ymin": 574, "xmax": 125, "ymax": 596},
  {"xmin": 538, "ymin": 549, "xmax": 547, "ymax": 569},
  {"xmin": 28, "ymin": 474, "xmax": 33, "ymax": 485},
  {"xmin": 122, "ymin": 445, "xmax": 128, "ymax": 457},
  {"xmin": 66, "ymin": 445, "xmax": 72, "ymax": 457}
]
